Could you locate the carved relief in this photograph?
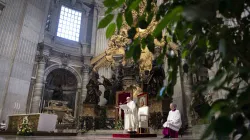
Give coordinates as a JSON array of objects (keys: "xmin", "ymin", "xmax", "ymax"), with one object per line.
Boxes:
[
  {"xmin": 54, "ymin": 0, "xmax": 60, "ymax": 7},
  {"xmin": 81, "ymin": 64, "xmax": 90, "ymax": 73},
  {"xmin": 80, "ymin": 1, "xmax": 91, "ymax": 16},
  {"xmin": 35, "ymin": 53, "xmax": 49, "ymax": 63},
  {"xmin": 71, "ymin": 0, "xmax": 76, "ymax": 6},
  {"xmin": 60, "ymin": 53, "xmax": 70, "ymax": 66}
]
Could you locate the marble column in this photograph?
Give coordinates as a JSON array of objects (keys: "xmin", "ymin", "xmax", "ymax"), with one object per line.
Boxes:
[
  {"xmin": 26, "ymin": 77, "xmax": 36, "ymax": 113},
  {"xmin": 81, "ymin": 65, "xmax": 90, "ymax": 103},
  {"xmin": 182, "ymin": 59, "xmax": 193, "ymax": 127},
  {"xmin": 30, "ymin": 54, "xmax": 48, "ymax": 113},
  {"xmin": 76, "ymin": 65, "xmax": 89, "ymax": 128},
  {"xmin": 74, "ymin": 88, "xmax": 81, "ymax": 117},
  {"xmin": 90, "ymin": 5, "xmax": 98, "ymax": 55},
  {"xmin": 183, "ymin": 73, "xmax": 193, "ymax": 127}
]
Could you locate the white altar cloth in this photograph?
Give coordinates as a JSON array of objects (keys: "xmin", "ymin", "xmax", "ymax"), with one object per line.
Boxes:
[{"xmin": 8, "ymin": 113, "xmax": 57, "ymax": 132}]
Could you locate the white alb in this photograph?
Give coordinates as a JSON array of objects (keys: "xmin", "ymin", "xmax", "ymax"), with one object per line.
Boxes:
[
  {"xmin": 163, "ymin": 110, "xmax": 182, "ymax": 131},
  {"xmin": 124, "ymin": 100, "xmax": 138, "ymax": 131}
]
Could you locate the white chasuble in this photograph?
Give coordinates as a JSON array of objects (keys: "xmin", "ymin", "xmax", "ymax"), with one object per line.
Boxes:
[
  {"xmin": 124, "ymin": 101, "xmax": 138, "ymax": 131},
  {"xmin": 163, "ymin": 110, "xmax": 182, "ymax": 131}
]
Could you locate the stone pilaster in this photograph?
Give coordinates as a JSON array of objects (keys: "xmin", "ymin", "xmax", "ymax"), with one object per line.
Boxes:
[
  {"xmin": 74, "ymin": 88, "xmax": 82, "ymax": 117},
  {"xmin": 183, "ymin": 73, "xmax": 193, "ymax": 127},
  {"xmin": 181, "ymin": 59, "xmax": 194, "ymax": 127},
  {"xmin": 30, "ymin": 54, "xmax": 48, "ymax": 113},
  {"xmin": 90, "ymin": 5, "xmax": 98, "ymax": 55}
]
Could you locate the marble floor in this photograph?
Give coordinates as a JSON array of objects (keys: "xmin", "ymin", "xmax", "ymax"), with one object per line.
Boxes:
[{"xmin": 0, "ymin": 135, "xmax": 197, "ymax": 140}]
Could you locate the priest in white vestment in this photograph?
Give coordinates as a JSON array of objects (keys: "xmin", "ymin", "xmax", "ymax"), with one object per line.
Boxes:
[
  {"xmin": 162, "ymin": 103, "xmax": 182, "ymax": 138},
  {"xmin": 124, "ymin": 97, "xmax": 138, "ymax": 132}
]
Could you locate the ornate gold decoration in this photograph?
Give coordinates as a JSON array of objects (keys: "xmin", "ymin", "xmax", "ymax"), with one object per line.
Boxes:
[
  {"xmin": 139, "ymin": 47, "xmax": 153, "ymax": 75},
  {"xmin": 91, "ymin": 34, "xmax": 130, "ymax": 71},
  {"xmin": 81, "ymin": 104, "xmax": 96, "ymax": 117},
  {"xmin": 132, "ymin": 84, "xmax": 143, "ymax": 99},
  {"xmin": 149, "ymin": 99, "xmax": 162, "ymax": 113},
  {"xmin": 91, "ymin": 0, "xmax": 179, "ymax": 74},
  {"xmin": 106, "ymin": 106, "xmax": 116, "ymax": 118},
  {"xmin": 8, "ymin": 114, "xmax": 40, "ymax": 132}
]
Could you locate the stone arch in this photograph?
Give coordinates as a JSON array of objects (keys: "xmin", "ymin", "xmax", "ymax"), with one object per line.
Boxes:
[{"xmin": 44, "ymin": 64, "xmax": 82, "ymax": 88}]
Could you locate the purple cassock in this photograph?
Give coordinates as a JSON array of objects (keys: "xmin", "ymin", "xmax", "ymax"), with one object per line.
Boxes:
[{"xmin": 162, "ymin": 127, "xmax": 179, "ymax": 138}]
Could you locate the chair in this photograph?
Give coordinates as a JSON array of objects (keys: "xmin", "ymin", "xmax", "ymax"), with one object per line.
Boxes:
[{"xmin": 138, "ymin": 106, "xmax": 149, "ymax": 133}]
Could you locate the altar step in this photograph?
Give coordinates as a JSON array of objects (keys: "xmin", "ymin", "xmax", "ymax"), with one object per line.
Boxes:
[
  {"xmin": 81, "ymin": 129, "xmax": 163, "ymax": 135},
  {"xmin": 55, "ymin": 129, "xmax": 77, "ymax": 133},
  {"xmin": 82, "ymin": 128, "xmax": 193, "ymax": 137},
  {"xmin": 113, "ymin": 133, "xmax": 157, "ymax": 138},
  {"xmin": 81, "ymin": 130, "xmax": 124, "ymax": 135},
  {"xmin": 0, "ymin": 131, "xmax": 77, "ymax": 136}
]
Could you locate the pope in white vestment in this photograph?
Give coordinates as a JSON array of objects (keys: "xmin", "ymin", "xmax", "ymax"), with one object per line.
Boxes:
[
  {"xmin": 124, "ymin": 97, "xmax": 138, "ymax": 132},
  {"xmin": 162, "ymin": 103, "xmax": 182, "ymax": 138}
]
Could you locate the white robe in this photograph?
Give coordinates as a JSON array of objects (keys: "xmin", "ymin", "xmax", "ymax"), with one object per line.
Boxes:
[
  {"xmin": 163, "ymin": 110, "xmax": 182, "ymax": 131},
  {"xmin": 124, "ymin": 101, "xmax": 138, "ymax": 131},
  {"xmin": 138, "ymin": 106, "xmax": 149, "ymax": 128}
]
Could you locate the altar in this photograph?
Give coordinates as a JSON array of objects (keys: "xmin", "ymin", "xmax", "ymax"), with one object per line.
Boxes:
[{"xmin": 7, "ymin": 113, "xmax": 57, "ymax": 132}]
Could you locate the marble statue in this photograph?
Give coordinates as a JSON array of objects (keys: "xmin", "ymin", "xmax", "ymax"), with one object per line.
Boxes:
[
  {"xmin": 52, "ymin": 84, "xmax": 63, "ymax": 100},
  {"xmin": 103, "ymin": 74, "xmax": 123, "ymax": 105},
  {"xmin": 85, "ymin": 71, "xmax": 102, "ymax": 104},
  {"xmin": 62, "ymin": 111, "xmax": 75, "ymax": 124},
  {"xmin": 144, "ymin": 60, "xmax": 165, "ymax": 96},
  {"xmin": 102, "ymin": 75, "xmax": 114, "ymax": 105}
]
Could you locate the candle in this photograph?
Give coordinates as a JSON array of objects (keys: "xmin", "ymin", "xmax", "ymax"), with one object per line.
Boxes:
[
  {"xmin": 14, "ymin": 102, "xmax": 16, "ymax": 114},
  {"xmin": 14, "ymin": 102, "xmax": 16, "ymax": 109},
  {"xmin": 17, "ymin": 103, "xmax": 20, "ymax": 114}
]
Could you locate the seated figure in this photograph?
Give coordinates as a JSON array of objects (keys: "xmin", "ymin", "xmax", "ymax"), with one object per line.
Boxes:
[
  {"xmin": 138, "ymin": 99, "xmax": 149, "ymax": 133},
  {"xmin": 162, "ymin": 103, "xmax": 182, "ymax": 138}
]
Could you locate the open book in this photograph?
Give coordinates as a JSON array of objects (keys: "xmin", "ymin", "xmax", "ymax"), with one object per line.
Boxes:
[{"xmin": 119, "ymin": 104, "xmax": 130, "ymax": 114}]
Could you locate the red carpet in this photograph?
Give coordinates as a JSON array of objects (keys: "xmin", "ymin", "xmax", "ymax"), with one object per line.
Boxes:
[{"xmin": 112, "ymin": 133, "xmax": 157, "ymax": 138}]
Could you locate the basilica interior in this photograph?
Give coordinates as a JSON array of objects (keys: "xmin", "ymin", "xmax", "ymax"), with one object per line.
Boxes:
[{"xmin": 0, "ymin": 0, "xmax": 228, "ymax": 139}]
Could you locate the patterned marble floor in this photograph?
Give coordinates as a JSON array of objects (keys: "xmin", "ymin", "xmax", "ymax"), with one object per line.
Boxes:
[{"xmin": 0, "ymin": 135, "xmax": 197, "ymax": 140}]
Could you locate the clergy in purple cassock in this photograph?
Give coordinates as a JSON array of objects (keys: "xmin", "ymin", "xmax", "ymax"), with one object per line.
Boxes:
[{"xmin": 162, "ymin": 103, "xmax": 182, "ymax": 138}]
